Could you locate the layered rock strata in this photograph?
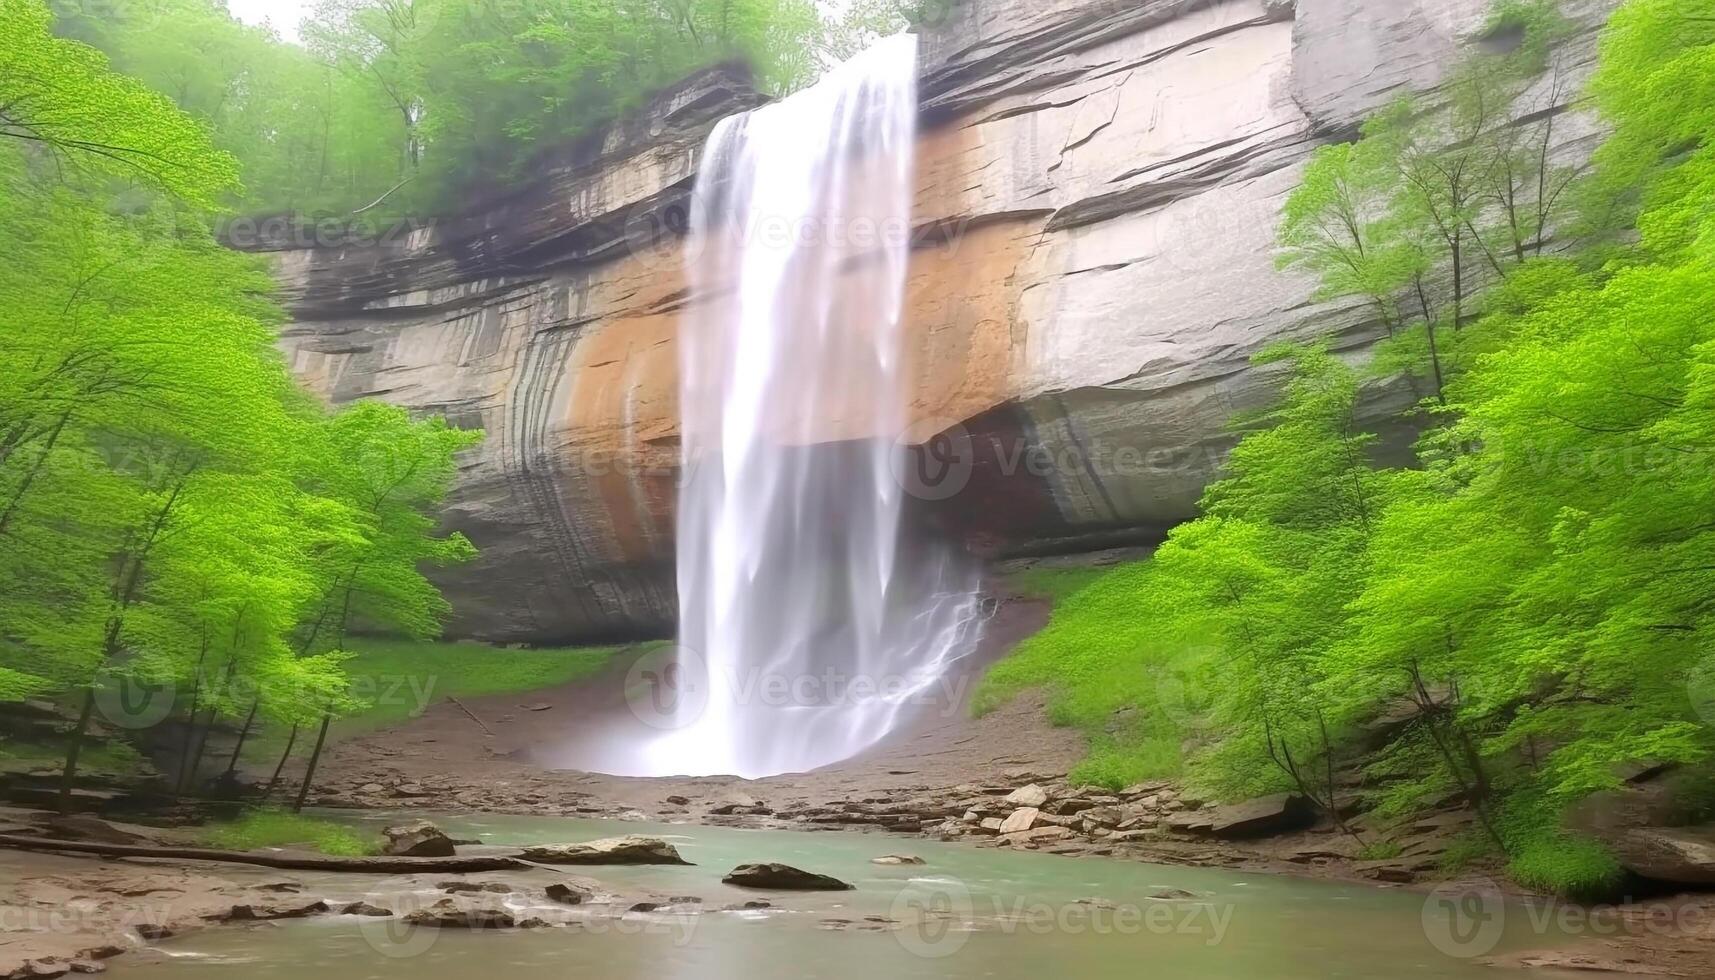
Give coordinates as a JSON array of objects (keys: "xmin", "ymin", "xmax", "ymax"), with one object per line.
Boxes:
[{"xmin": 261, "ymin": 0, "xmax": 1617, "ymax": 641}]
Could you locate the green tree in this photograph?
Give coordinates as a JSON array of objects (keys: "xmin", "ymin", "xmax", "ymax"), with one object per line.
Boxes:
[
  {"xmin": 273, "ymin": 403, "xmax": 479, "ymax": 810},
  {"xmin": 2, "ymin": 0, "xmax": 239, "ymax": 206},
  {"xmin": 0, "ymin": 0, "xmax": 481, "ymax": 812}
]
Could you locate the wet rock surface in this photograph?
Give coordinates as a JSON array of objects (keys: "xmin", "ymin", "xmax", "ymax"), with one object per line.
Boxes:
[
  {"xmin": 1608, "ymin": 827, "xmax": 1715, "ymax": 887},
  {"xmin": 520, "ymin": 836, "xmax": 691, "ymax": 866},
  {"xmin": 382, "ymin": 821, "xmax": 456, "ymax": 858},
  {"xmin": 720, "ymin": 864, "xmax": 853, "ymax": 891},
  {"xmin": 543, "ymin": 882, "xmax": 593, "ymax": 905},
  {"xmin": 402, "ymin": 900, "xmax": 529, "ymax": 930}
]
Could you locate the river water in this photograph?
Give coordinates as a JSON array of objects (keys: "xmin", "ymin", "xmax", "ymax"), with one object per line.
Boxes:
[{"xmin": 109, "ymin": 812, "xmax": 1584, "ymax": 980}]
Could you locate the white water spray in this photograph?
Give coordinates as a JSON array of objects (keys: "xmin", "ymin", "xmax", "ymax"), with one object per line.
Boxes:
[{"xmin": 632, "ymin": 34, "xmax": 984, "ymax": 778}]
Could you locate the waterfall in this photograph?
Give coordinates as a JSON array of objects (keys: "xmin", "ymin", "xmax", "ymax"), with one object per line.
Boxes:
[{"xmin": 636, "ymin": 34, "xmax": 984, "ymax": 779}]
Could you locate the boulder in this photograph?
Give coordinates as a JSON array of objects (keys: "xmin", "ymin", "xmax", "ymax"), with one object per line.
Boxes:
[
  {"xmin": 1046, "ymin": 798, "xmax": 1096, "ymax": 816},
  {"xmin": 1002, "ymin": 826, "xmax": 1072, "ymax": 846},
  {"xmin": 870, "ymin": 854, "xmax": 926, "ymax": 865},
  {"xmin": 1081, "ymin": 807, "xmax": 1122, "ymax": 830},
  {"xmin": 709, "ymin": 790, "xmax": 765, "ymax": 814},
  {"xmin": 402, "ymin": 902, "xmax": 518, "ymax": 930},
  {"xmin": 1168, "ymin": 794, "xmax": 1315, "ymax": 840},
  {"xmin": 998, "ymin": 807, "xmax": 1040, "ymax": 835},
  {"xmin": 520, "ymin": 836, "xmax": 691, "ymax": 865},
  {"xmin": 544, "ymin": 882, "xmax": 594, "ymax": 904},
  {"xmin": 1105, "ymin": 829, "xmax": 1161, "ymax": 844},
  {"xmin": 721, "ymin": 863, "xmax": 853, "ymax": 891},
  {"xmin": 340, "ymin": 902, "xmax": 392, "ymax": 917},
  {"xmin": 212, "ymin": 901, "xmax": 330, "ymax": 922},
  {"xmin": 1356, "ymin": 861, "xmax": 1420, "ymax": 884},
  {"xmin": 1608, "ymin": 827, "xmax": 1715, "ymax": 886},
  {"xmin": 381, "ymin": 821, "xmax": 456, "ymax": 858},
  {"xmin": 1004, "ymin": 784, "xmax": 1049, "ymax": 808},
  {"xmin": 438, "ymin": 880, "xmax": 513, "ymax": 894}
]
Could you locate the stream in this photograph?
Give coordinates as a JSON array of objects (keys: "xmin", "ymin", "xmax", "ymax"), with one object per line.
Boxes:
[{"xmin": 108, "ymin": 811, "xmax": 1586, "ymax": 979}]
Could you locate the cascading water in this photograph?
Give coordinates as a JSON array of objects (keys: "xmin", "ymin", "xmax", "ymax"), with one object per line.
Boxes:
[{"xmin": 633, "ymin": 34, "xmax": 985, "ymax": 779}]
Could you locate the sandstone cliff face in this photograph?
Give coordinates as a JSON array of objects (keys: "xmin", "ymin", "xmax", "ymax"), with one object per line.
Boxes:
[{"xmin": 265, "ymin": 0, "xmax": 1617, "ymax": 643}]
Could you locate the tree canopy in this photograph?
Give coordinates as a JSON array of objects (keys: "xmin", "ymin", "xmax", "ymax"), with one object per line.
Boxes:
[
  {"xmin": 1, "ymin": 0, "xmax": 479, "ymax": 808},
  {"xmin": 43, "ymin": 0, "xmax": 908, "ymax": 217},
  {"xmin": 981, "ymin": 0, "xmax": 1715, "ymax": 898}
]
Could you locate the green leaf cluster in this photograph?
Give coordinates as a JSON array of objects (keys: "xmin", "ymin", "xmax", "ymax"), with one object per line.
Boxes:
[
  {"xmin": 47, "ymin": 0, "xmax": 846, "ymax": 216},
  {"xmin": 1, "ymin": 2, "xmax": 480, "ymax": 808},
  {"xmin": 981, "ymin": 0, "xmax": 1715, "ymax": 896}
]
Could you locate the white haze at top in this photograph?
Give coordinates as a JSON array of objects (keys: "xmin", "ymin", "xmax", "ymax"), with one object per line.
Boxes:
[
  {"xmin": 621, "ymin": 32, "xmax": 986, "ymax": 779},
  {"xmin": 227, "ymin": 0, "xmax": 310, "ymax": 40},
  {"xmin": 227, "ymin": 0, "xmax": 880, "ymax": 46}
]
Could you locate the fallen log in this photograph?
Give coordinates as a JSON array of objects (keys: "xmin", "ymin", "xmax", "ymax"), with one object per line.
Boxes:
[{"xmin": 0, "ymin": 833, "xmax": 535, "ymax": 873}]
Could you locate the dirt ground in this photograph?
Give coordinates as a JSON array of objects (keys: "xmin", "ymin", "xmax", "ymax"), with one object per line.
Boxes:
[{"xmin": 302, "ymin": 595, "xmax": 1090, "ymax": 819}]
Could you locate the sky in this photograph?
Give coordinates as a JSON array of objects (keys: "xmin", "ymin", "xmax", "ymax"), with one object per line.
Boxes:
[
  {"xmin": 227, "ymin": 0, "xmax": 312, "ymax": 40},
  {"xmin": 226, "ymin": 0, "xmax": 854, "ymax": 43}
]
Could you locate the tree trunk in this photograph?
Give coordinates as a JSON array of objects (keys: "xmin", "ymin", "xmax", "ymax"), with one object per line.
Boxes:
[
  {"xmin": 264, "ymin": 723, "xmax": 299, "ymax": 797},
  {"xmin": 225, "ymin": 699, "xmax": 260, "ymax": 775},
  {"xmin": 293, "ymin": 714, "xmax": 333, "ymax": 813},
  {"xmin": 0, "ymin": 410, "xmax": 71, "ymax": 537},
  {"xmin": 0, "ymin": 835, "xmax": 534, "ymax": 873},
  {"xmin": 174, "ymin": 638, "xmax": 211, "ymax": 795},
  {"xmin": 55, "ymin": 688, "xmax": 98, "ymax": 814},
  {"xmin": 182, "ymin": 709, "xmax": 218, "ymax": 796}
]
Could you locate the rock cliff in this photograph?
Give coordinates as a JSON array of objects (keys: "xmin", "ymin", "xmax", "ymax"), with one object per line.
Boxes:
[{"xmin": 260, "ymin": 0, "xmax": 1617, "ymax": 643}]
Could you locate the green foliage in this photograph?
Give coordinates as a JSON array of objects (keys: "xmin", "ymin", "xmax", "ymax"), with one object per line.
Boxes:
[
  {"xmin": 1357, "ymin": 840, "xmax": 1404, "ymax": 861},
  {"xmin": 1001, "ymin": 564, "xmax": 1114, "ymax": 604},
  {"xmin": 979, "ymin": 562, "xmax": 1167, "ymax": 715},
  {"xmin": 1506, "ymin": 835, "xmax": 1625, "ymax": 900},
  {"xmin": 980, "ymin": 0, "xmax": 1715, "ymax": 891},
  {"xmin": 2, "ymin": 0, "xmax": 241, "ymax": 207},
  {"xmin": 199, "ymin": 809, "xmax": 379, "ymax": 856},
  {"xmin": 384, "ymin": 0, "xmax": 823, "ymax": 202},
  {"xmin": 1438, "ymin": 834, "xmax": 1500, "ymax": 875},
  {"xmin": 1070, "ymin": 737, "xmax": 1185, "ymax": 791},
  {"xmin": 977, "ymin": 558, "xmax": 1198, "ymax": 791},
  {"xmin": 0, "ymin": 4, "xmax": 481, "ymax": 809},
  {"xmin": 46, "ymin": 0, "xmax": 859, "ymax": 216}
]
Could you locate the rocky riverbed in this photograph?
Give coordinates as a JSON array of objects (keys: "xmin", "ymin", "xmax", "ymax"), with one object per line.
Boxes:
[{"xmin": 6, "ymin": 806, "xmax": 1715, "ymax": 980}]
